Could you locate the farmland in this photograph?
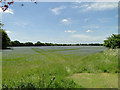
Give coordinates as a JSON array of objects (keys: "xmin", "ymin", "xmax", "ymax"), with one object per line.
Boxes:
[{"xmin": 2, "ymin": 46, "xmax": 118, "ymax": 88}]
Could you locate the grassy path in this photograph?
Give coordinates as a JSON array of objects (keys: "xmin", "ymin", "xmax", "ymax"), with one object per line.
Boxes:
[{"xmin": 69, "ymin": 73, "xmax": 118, "ymax": 88}]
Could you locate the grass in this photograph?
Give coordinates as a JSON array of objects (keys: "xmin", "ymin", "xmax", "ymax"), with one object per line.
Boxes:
[
  {"xmin": 69, "ymin": 73, "xmax": 118, "ymax": 88},
  {"xmin": 0, "ymin": 52, "xmax": 2, "ymax": 89},
  {"xmin": 2, "ymin": 46, "xmax": 118, "ymax": 88}
]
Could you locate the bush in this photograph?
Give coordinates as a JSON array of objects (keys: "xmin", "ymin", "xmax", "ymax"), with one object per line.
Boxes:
[{"xmin": 103, "ymin": 34, "xmax": 120, "ymax": 49}]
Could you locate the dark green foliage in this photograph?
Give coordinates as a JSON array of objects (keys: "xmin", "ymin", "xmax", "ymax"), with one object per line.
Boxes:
[
  {"xmin": 9, "ymin": 40, "xmax": 103, "ymax": 47},
  {"xmin": 24, "ymin": 42, "xmax": 33, "ymax": 46},
  {"xmin": 34, "ymin": 41, "xmax": 45, "ymax": 46},
  {"xmin": 9, "ymin": 40, "xmax": 21, "ymax": 46},
  {"xmin": 9, "ymin": 41, "xmax": 34, "ymax": 46},
  {"xmin": 104, "ymin": 34, "xmax": 120, "ymax": 49},
  {"xmin": 0, "ymin": 29, "xmax": 10, "ymax": 49}
]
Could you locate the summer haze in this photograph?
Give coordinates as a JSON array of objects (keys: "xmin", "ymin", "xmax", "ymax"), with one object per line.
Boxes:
[{"xmin": 1, "ymin": 2, "xmax": 119, "ymax": 88}]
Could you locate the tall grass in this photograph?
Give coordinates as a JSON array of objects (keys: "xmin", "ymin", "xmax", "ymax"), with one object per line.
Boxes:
[{"xmin": 2, "ymin": 47, "xmax": 118, "ymax": 88}]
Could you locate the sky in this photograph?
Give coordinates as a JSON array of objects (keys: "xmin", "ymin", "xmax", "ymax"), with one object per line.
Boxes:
[{"xmin": 1, "ymin": 2, "xmax": 118, "ymax": 44}]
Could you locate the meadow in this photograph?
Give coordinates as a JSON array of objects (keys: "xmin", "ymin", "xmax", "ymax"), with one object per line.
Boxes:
[{"xmin": 2, "ymin": 46, "xmax": 118, "ymax": 88}]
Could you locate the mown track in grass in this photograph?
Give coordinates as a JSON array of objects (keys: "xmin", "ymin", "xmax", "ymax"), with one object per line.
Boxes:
[{"xmin": 68, "ymin": 73, "xmax": 118, "ymax": 88}]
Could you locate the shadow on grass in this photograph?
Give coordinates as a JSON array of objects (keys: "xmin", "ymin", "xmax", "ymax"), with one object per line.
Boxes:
[{"xmin": 1, "ymin": 47, "xmax": 13, "ymax": 50}]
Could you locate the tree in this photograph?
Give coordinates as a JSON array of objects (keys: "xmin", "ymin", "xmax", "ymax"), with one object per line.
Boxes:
[
  {"xmin": 0, "ymin": 0, "xmax": 37, "ymax": 12},
  {"xmin": 0, "ymin": 22, "xmax": 10, "ymax": 49},
  {"xmin": 9, "ymin": 40, "xmax": 20, "ymax": 46},
  {"xmin": 24, "ymin": 42, "xmax": 33, "ymax": 46},
  {"xmin": 34, "ymin": 41, "xmax": 41, "ymax": 46},
  {"xmin": 103, "ymin": 34, "xmax": 120, "ymax": 49},
  {"xmin": 0, "ymin": 28, "xmax": 10, "ymax": 49}
]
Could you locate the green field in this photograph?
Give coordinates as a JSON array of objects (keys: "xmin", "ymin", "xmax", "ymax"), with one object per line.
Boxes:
[{"xmin": 2, "ymin": 46, "xmax": 118, "ymax": 88}]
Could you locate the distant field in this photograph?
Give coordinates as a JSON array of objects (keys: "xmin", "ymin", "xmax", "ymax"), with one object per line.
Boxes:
[{"xmin": 2, "ymin": 46, "xmax": 118, "ymax": 88}]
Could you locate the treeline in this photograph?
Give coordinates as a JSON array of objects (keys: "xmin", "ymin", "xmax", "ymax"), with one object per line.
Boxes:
[{"xmin": 9, "ymin": 40, "xmax": 103, "ymax": 46}]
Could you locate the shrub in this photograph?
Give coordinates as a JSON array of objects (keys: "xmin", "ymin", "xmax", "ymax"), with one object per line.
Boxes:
[{"xmin": 103, "ymin": 34, "xmax": 120, "ymax": 49}]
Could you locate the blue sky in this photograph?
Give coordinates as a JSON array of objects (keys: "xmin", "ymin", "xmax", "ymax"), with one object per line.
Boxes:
[{"xmin": 1, "ymin": 2, "xmax": 118, "ymax": 44}]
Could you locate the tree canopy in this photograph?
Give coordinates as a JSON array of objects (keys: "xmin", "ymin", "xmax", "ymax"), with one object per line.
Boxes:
[
  {"xmin": 103, "ymin": 34, "xmax": 120, "ymax": 49},
  {"xmin": 0, "ymin": 28, "xmax": 10, "ymax": 49}
]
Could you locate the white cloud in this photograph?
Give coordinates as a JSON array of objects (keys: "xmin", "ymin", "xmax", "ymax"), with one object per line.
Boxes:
[
  {"xmin": 6, "ymin": 30, "xmax": 12, "ymax": 34},
  {"xmin": 75, "ymin": 0, "xmax": 82, "ymax": 3},
  {"xmin": 50, "ymin": 6, "xmax": 66, "ymax": 15},
  {"xmin": 64, "ymin": 30, "xmax": 76, "ymax": 33},
  {"xmin": 61, "ymin": 18, "xmax": 72, "ymax": 25},
  {"xmin": 0, "ymin": 8, "xmax": 14, "ymax": 14},
  {"xmin": 72, "ymin": 34, "xmax": 106, "ymax": 42},
  {"xmin": 73, "ymin": 2, "xmax": 117, "ymax": 12},
  {"xmin": 61, "ymin": 19, "xmax": 68, "ymax": 22},
  {"xmin": 86, "ymin": 30, "xmax": 93, "ymax": 32}
]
